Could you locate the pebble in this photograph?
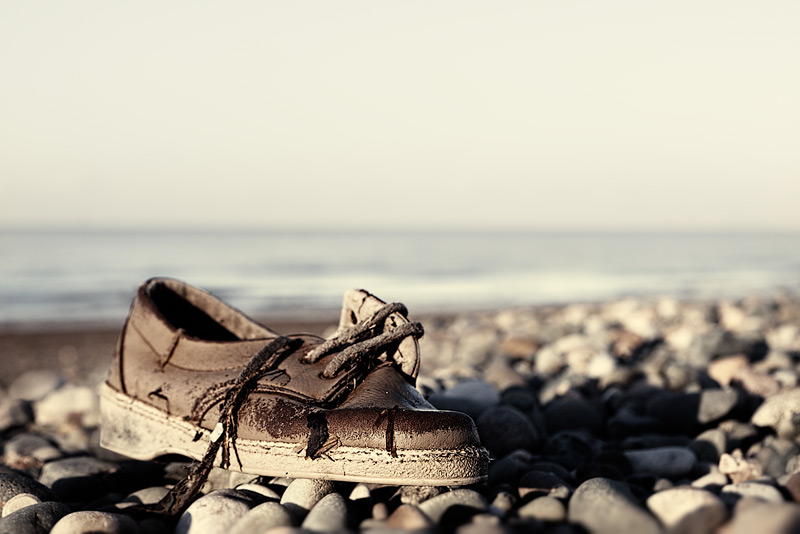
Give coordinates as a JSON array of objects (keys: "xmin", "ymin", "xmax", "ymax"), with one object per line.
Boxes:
[
  {"xmin": 0, "ymin": 501, "xmax": 71, "ymax": 534},
  {"xmin": 38, "ymin": 456, "xmax": 119, "ymax": 502},
  {"xmin": 543, "ymin": 398, "xmax": 605, "ymax": 435},
  {"xmin": 624, "ymin": 447, "xmax": 697, "ymax": 479},
  {"xmin": 279, "ymin": 478, "xmax": 336, "ymax": 520},
  {"xmin": 517, "ymin": 496, "xmax": 566, "ymax": 522},
  {"xmin": 235, "ymin": 483, "xmax": 281, "ymax": 501},
  {"xmin": 176, "ymin": 489, "xmax": 258, "ymax": 534},
  {"xmin": 0, "ymin": 466, "xmax": 58, "ymax": 506},
  {"xmin": 751, "ymin": 389, "xmax": 800, "ymax": 438},
  {"xmin": 518, "ymin": 471, "xmax": 572, "ymax": 499},
  {"xmin": 4, "ymin": 433, "xmax": 63, "ymax": 466},
  {"xmin": 384, "ymin": 503, "xmax": 435, "ymax": 530},
  {"xmin": 646, "ymin": 486, "xmax": 727, "ymax": 534},
  {"xmin": 302, "ymin": 492, "xmax": 349, "ymax": 532},
  {"xmin": 1, "ymin": 493, "xmax": 41, "ymax": 517},
  {"xmin": 690, "ymin": 428, "xmax": 727, "ymax": 463},
  {"xmin": 0, "ymin": 399, "xmax": 33, "ymax": 432},
  {"xmin": 4, "ymin": 292, "xmax": 800, "ymax": 533},
  {"xmin": 567, "ymin": 477, "xmax": 662, "ymax": 534},
  {"xmin": 476, "ymin": 405, "xmax": 540, "ymax": 457},
  {"xmin": 34, "ymin": 384, "xmax": 99, "ymax": 428},
  {"xmin": 727, "ymin": 500, "xmax": 800, "ymax": 534},
  {"xmin": 8, "ymin": 370, "xmax": 63, "ymax": 402},
  {"xmin": 50, "ymin": 511, "xmax": 138, "ymax": 534},
  {"xmin": 230, "ymin": 501, "xmax": 293, "ymax": 534},
  {"xmin": 719, "ymin": 451, "xmax": 764, "ymax": 484},
  {"xmin": 123, "ymin": 486, "xmax": 170, "ymax": 505},
  {"xmin": 417, "ymin": 489, "xmax": 487, "ymax": 524}
]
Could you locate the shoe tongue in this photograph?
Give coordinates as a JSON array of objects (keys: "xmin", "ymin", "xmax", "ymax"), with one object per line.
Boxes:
[{"xmin": 336, "ymin": 289, "xmax": 421, "ymax": 379}]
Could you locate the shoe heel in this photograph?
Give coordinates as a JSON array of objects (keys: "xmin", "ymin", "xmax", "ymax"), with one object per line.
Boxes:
[{"xmin": 99, "ymin": 383, "xmax": 197, "ymax": 460}]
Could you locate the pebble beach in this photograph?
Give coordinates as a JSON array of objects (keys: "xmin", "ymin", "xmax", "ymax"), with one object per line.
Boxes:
[{"xmin": 2, "ymin": 290, "xmax": 800, "ymax": 533}]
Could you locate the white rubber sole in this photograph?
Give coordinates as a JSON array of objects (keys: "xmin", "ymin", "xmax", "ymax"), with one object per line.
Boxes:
[{"xmin": 99, "ymin": 383, "xmax": 488, "ymax": 486}]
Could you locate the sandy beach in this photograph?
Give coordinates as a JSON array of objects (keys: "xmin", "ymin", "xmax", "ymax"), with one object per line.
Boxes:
[{"xmin": 2, "ymin": 291, "xmax": 800, "ymax": 532}]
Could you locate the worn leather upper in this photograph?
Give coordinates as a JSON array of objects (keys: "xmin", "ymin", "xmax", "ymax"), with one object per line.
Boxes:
[{"xmin": 106, "ymin": 278, "xmax": 482, "ymax": 452}]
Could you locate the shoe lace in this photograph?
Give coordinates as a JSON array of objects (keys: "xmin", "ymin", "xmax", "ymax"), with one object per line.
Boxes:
[{"xmin": 137, "ymin": 301, "xmax": 423, "ymax": 519}]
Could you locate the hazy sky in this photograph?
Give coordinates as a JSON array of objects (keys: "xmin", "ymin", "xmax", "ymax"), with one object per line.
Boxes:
[{"xmin": 1, "ymin": 1, "xmax": 798, "ymax": 231}]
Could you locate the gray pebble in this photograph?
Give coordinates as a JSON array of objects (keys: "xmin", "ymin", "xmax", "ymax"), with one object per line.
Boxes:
[
  {"xmin": 230, "ymin": 501, "xmax": 293, "ymax": 534},
  {"xmin": 279, "ymin": 478, "xmax": 335, "ymax": 520},
  {"xmin": 698, "ymin": 388, "xmax": 740, "ymax": 424},
  {"xmin": 568, "ymin": 477, "xmax": 662, "ymax": 534},
  {"xmin": 490, "ymin": 491, "xmax": 516, "ymax": 515},
  {"xmin": 0, "ymin": 467, "xmax": 58, "ymax": 507},
  {"xmin": 50, "ymin": 511, "xmax": 138, "ymax": 534},
  {"xmin": 417, "ymin": 488, "xmax": 487, "ymax": 523},
  {"xmin": 1, "ymin": 493, "xmax": 41, "ymax": 517},
  {"xmin": 4, "ymin": 433, "xmax": 62, "ymax": 465},
  {"xmin": 0, "ymin": 501, "xmax": 71, "ymax": 534},
  {"xmin": 624, "ymin": 447, "xmax": 697, "ymax": 479},
  {"xmin": 646, "ymin": 486, "xmax": 727, "ymax": 534},
  {"xmin": 0, "ymin": 398, "xmax": 32, "ymax": 432},
  {"xmin": 517, "ymin": 496, "xmax": 566, "ymax": 522},
  {"xmin": 302, "ymin": 492, "xmax": 349, "ymax": 532},
  {"xmin": 8, "ymin": 370, "xmax": 62, "ymax": 402},
  {"xmin": 722, "ymin": 481, "xmax": 786, "ymax": 504},
  {"xmin": 176, "ymin": 489, "xmax": 257, "ymax": 534},
  {"xmin": 38, "ymin": 456, "xmax": 118, "ymax": 501}
]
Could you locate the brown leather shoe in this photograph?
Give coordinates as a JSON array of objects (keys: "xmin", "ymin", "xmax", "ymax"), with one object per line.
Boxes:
[{"xmin": 100, "ymin": 278, "xmax": 488, "ymax": 486}]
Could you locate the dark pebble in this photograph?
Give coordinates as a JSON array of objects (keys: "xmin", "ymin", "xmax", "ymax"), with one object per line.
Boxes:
[
  {"xmin": 0, "ymin": 501, "xmax": 71, "ymax": 534},
  {"xmin": 0, "ymin": 467, "xmax": 58, "ymax": 507},
  {"xmin": 476, "ymin": 405, "xmax": 540, "ymax": 457},
  {"xmin": 543, "ymin": 398, "xmax": 605, "ymax": 436}
]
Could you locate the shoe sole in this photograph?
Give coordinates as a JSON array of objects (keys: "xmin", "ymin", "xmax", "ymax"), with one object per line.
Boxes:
[{"xmin": 99, "ymin": 383, "xmax": 488, "ymax": 486}]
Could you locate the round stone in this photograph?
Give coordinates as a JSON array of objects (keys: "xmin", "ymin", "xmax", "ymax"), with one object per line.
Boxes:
[
  {"xmin": 1, "ymin": 493, "xmax": 41, "ymax": 517},
  {"xmin": 0, "ymin": 501, "xmax": 70, "ymax": 534},
  {"xmin": 50, "ymin": 511, "xmax": 138, "ymax": 534},
  {"xmin": 279, "ymin": 478, "xmax": 336, "ymax": 520},
  {"xmin": 176, "ymin": 489, "xmax": 257, "ymax": 534},
  {"xmin": 568, "ymin": 477, "xmax": 661, "ymax": 534},
  {"xmin": 517, "ymin": 496, "xmax": 566, "ymax": 522},
  {"xmin": 230, "ymin": 501, "xmax": 293, "ymax": 534},
  {"xmin": 0, "ymin": 467, "xmax": 58, "ymax": 506},
  {"xmin": 302, "ymin": 492, "xmax": 349, "ymax": 532},
  {"xmin": 8, "ymin": 370, "xmax": 62, "ymax": 402},
  {"xmin": 624, "ymin": 447, "xmax": 697, "ymax": 479},
  {"xmin": 417, "ymin": 489, "xmax": 487, "ymax": 524},
  {"xmin": 752, "ymin": 389, "xmax": 800, "ymax": 439},
  {"xmin": 476, "ymin": 405, "xmax": 539, "ymax": 457},
  {"xmin": 647, "ymin": 486, "xmax": 727, "ymax": 534}
]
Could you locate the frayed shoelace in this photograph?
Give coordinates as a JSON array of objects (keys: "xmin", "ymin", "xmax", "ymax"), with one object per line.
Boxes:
[{"xmin": 136, "ymin": 302, "xmax": 423, "ymax": 518}]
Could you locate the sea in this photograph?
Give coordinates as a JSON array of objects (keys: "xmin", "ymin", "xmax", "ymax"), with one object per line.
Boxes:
[{"xmin": 1, "ymin": 229, "xmax": 799, "ymax": 328}]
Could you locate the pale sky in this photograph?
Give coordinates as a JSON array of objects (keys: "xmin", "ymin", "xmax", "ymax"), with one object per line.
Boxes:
[{"xmin": 1, "ymin": 1, "xmax": 798, "ymax": 231}]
